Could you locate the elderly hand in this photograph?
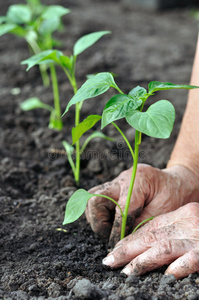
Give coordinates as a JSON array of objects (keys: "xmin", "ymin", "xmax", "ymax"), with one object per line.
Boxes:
[
  {"xmin": 102, "ymin": 203, "xmax": 199, "ymax": 279},
  {"xmin": 85, "ymin": 164, "xmax": 199, "ymax": 248}
]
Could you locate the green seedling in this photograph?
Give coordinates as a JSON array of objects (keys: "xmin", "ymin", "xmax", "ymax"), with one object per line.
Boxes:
[
  {"xmin": 0, "ymin": 0, "xmax": 70, "ymax": 86},
  {"xmin": 63, "ymin": 72, "xmax": 199, "ymax": 240},
  {"xmin": 21, "ymin": 32, "xmax": 112, "ymax": 183}
]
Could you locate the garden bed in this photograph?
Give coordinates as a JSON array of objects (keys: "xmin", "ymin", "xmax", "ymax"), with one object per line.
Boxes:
[{"xmin": 1, "ymin": 0, "xmax": 199, "ymax": 299}]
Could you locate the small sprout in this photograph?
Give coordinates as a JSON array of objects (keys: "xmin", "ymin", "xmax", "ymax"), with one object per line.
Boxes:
[{"xmin": 56, "ymin": 228, "xmax": 68, "ymax": 233}]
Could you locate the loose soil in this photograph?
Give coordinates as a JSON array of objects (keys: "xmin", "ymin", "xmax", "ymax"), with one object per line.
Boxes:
[{"xmin": 1, "ymin": 0, "xmax": 199, "ymax": 299}]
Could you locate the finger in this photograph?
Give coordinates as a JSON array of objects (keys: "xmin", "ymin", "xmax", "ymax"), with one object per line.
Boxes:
[
  {"xmin": 165, "ymin": 250, "xmax": 199, "ymax": 279},
  {"xmin": 86, "ymin": 180, "xmax": 120, "ymax": 222},
  {"xmin": 121, "ymin": 239, "xmax": 191, "ymax": 276},
  {"xmin": 85, "ymin": 181, "xmax": 120, "ymax": 240},
  {"xmin": 109, "ymin": 209, "xmax": 135, "ymax": 250},
  {"xmin": 103, "ymin": 224, "xmax": 190, "ymax": 269}
]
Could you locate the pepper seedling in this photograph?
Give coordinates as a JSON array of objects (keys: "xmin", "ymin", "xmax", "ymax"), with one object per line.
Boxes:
[
  {"xmin": 63, "ymin": 72, "xmax": 199, "ymax": 240},
  {"xmin": 0, "ymin": 0, "xmax": 70, "ymax": 87},
  {"xmin": 21, "ymin": 33, "xmax": 112, "ymax": 184}
]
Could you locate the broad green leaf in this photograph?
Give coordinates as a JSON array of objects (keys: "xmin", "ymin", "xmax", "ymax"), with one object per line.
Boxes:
[
  {"xmin": 59, "ymin": 55, "xmax": 73, "ymax": 72},
  {"xmin": 10, "ymin": 25, "xmax": 27, "ymax": 37},
  {"xmin": 63, "ymin": 189, "xmax": 93, "ymax": 225},
  {"xmin": 128, "ymin": 86, "xmax": 147, "ymax": 100},
  {"xmin": 72, "ymin": 115, "xmax": 102, "ymax": 144},
  {"xmin": 73, "ymin": 31, "xmax": 111, "ymax": 56},
  {"xmin": 63, "ymin": 72, "xmax": 120, "ymax": 115},
  {"xmin": 81, "ymin": 131, "xmax": 114, "ymax": 154},
  {"xmin": 102, "ymin": 94, "xmax": 142, "ymax": 129},
  {"xmin": 0, "ymin": 24, "xmax": 17, "ymax": 36},
  {"xmin": 7, "ymin": 5, "xmax": 32, "ymax": 24},
  {"xmin": 39, "ymin": 17, "xmax": 61, "ymax": 35},
  {"xmin": 49, "ymin": 110, "xmax": 63, "ymax": 131},
  {"xmin": 41, "ymin": 5, "xmax": 70, "ymax": 20},
  {"xmin": 20, "ymin": 97, "xmax": 53, "ymax": 111},
  {"xmin": 148, "ymin": 81, "xmax": 199, "ymax": 94},
  {"xmin": 126, "ymin": 100, "xmax": 175, "ymax": 139},
  {"xmin": 21, "ymin": 50, "xmax": 63, "ymax": 70},
  {"xmin": 62, "ymin": 141, "xmax": 74, "ymax": 156}
]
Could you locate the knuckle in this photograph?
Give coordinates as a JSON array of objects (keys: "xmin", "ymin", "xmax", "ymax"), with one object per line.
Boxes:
[
  {"xmin": 140, "ymin": 231, "xmax": 158, "ymax": 246},
  {"xmin": 158, "ymin": 240, "xmax": 173, "ymax": 256}
]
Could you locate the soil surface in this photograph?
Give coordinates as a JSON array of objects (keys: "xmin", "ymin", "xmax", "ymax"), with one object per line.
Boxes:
[{"xmin": 1, "ymin": 0, "xmax": 199, "ymax": 299}]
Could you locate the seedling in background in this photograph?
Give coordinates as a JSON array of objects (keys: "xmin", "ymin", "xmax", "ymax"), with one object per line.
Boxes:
[
  {"xmin": 0, "ymin": 0, "xmax": 70, "ymax": 87},
  {"xmin": 63, "ymin": 72, "xmax": 199, "ymax": 240},
  {"xmin": 21, "ymin": 32, "xmax": 112, "ymax": 183}
]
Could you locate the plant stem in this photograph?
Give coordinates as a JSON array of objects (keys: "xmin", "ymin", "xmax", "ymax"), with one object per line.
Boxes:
[
  {"xmin": 72, "ymin": 74, "xmax": 81, "ymax": 186},
  {"xmin": 75, "ymin": 103, "xmax": 81, "ymax": 185},
  {"xmin": 50, "ymin": 64, "xmax": 62, "ymax": 130},
  {"xmin": 112, "ymin": 122, "xmax": 135, "ymax": 160},
  {"xmin": 132, "ymin": 216, "xmax": 154, "ymax": 233},
  {"xmin": 94, "ymin": 194, "xmax": 124, "ymax": 217},
  {"xmin": 62, "ymin": 62, "xmax": 81, "ymax": 185},
  {"xmin": 120, "ymin": 130, "xmax": 141, "ymax": 240},
  {"xmin": 26, "ymin": 36, "xmax": 50, "ymax": 87}
]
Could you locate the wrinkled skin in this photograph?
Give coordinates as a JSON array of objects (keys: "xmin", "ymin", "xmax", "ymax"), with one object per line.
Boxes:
[
  {"xmin": 86, "ymin": 164, "xmax": 199, "ymax": 248},
  {"xmin": 102, "ymin": 203, "xmax": 199, "ymax": 279}
]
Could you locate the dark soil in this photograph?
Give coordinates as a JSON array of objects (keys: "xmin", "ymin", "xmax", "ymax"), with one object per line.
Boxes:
[{"xmin": 1, "ymin": 0, "xmax": 199, "ymax": 299}]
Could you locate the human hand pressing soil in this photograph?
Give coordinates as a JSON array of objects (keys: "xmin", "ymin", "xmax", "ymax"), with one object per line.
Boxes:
[
  {"xmin": 102, "ymin": 203, "xmax": 199, "ymax": 279},
  {"xmin": 85, "ymin": 164, "xmax": 199, "ymax": 248}
]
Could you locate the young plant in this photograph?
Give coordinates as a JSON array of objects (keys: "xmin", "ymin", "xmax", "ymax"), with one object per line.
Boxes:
[
  {"xmin": 0, "ymin": 0, "xmax": 70, "ymax": 86},
  {"xmin": 62, "ymin": 72, "xmax": 198, "ymax": 240},
  {"xmin": 21, "ymin": 33, "xmax": 112, "ymax": 183}
]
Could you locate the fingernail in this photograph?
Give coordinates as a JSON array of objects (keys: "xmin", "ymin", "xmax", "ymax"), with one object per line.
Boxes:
[
  {"xmin": 121, "ymin": 266, "xmax": 131, "ymax": 276},
  {"xmin": 113, "ymin": 244, "xmax": 123, "ymax": 252},
  {"xmin": 102, "ymin": 254, "xmax": 115, "ymax": 266}
]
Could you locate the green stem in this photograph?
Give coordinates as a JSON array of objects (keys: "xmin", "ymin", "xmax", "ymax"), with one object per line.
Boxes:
[
  {"xmin": 26, "ymin": 36, "xmax": 50, "ymax": 87},
  {"xmin": 75, "ymin": 103, "xmax": 80, "ymax": 186},
  {"xmin": 112, "ymin": 122, "xmax": 135, "ymax": 160},
  {"xmin": 120, "ymin": 130, "xmax": 141, "ymax": 240},
  {"xmin": 50, "ymin": 64, "xmax": 62, "ymax": 129},
  {"xmin": 94, "ymin": 194, "xmax": 124, "ymax": 218},
  {"xmin": 132, "ymin": 216, "xmax": 154, "ymax": 233},
  {"xmin": 72, "ymin": 72, "xmax": 81, "ymax": 186}
]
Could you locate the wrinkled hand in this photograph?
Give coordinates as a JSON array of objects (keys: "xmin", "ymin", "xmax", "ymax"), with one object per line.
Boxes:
[
  {"xmin": 102, "ymin": 203, "xmax": 199, "ymax": 279},
  {"xmin": 85, "ymin": 164, "xmax": 199, "ymax": 248}
]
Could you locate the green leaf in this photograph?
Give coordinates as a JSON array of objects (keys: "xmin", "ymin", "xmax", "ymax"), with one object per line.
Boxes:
[
  {"xmin": 126, "ymin": 100, "xmax": 175, "ymax": 139},
  {"xmin": 49, "ymin": 110, "xmax": 63, "ymax": 131},
  {"xmin": 73, "ymin": 31, "xmax": 111, "ymax": 56},
  {"xmin": 63, "ymin": 72, "xmax": 119, "ymax": 115},
  {"xmin": 102, "ymin": 94, "xmax": 142, "ymax": 129},
  {"xmin": 59, "ymin": 55, "xmax": 73, "ymax": 72},
  {"xmin": 39, "ymin": 17, "xmax": 61, "ymax": 35},
  {"xmin": 62, "ymin": 141, "xmax": 74, "ymax": 156},
  {"xmin": 72, "ymin": 115, "xmax": 102, "ymax": 144},
  {"xmin": 63, "ymin": 189, "xmax": 93, "ymax": 225},
  {"xmin": 20, "ymin": 97, "xmax": 53, "ymax": 111},
  {"xmin": 7, "ymin": 5, "xmax": 32, "ymax": 24},
  {"xmin": 21, "ymin": 50, "xmax": 63, "ymax": 70},
  {"xmin": 128, "ymin": 86, "xmax": 147, "ymax": 100},
  {"xmin": 0, "ymin": 24, "xmax": 17, "ymax": 36},
  {"xmin": 41, "ymin": 5, "xmax": 70, "ymax": 20},
  {"xmin": 148, "ymin": 81, "xmax": 199, "ymax": 94}
]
